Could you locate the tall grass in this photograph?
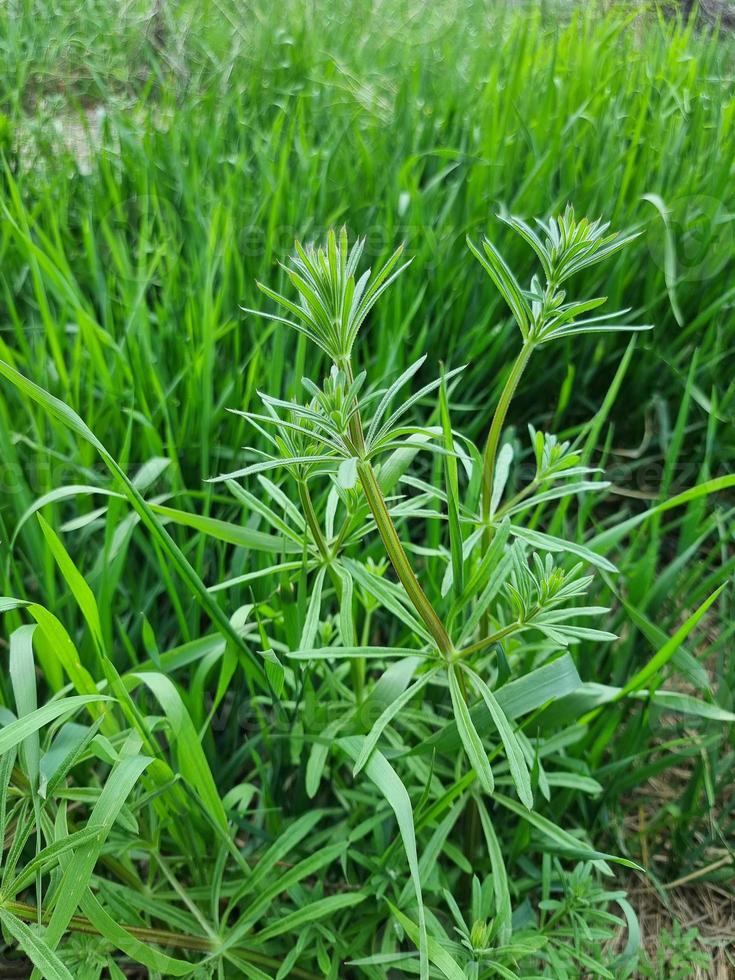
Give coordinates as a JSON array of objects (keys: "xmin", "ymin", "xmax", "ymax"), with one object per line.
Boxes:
[
  {"xmin": 0, "ymin": 1, "xmax": 733, "ymax": 975},
  {"xmin": 0, "ymin": 1, "xmax": 732, "ymax": 630}
]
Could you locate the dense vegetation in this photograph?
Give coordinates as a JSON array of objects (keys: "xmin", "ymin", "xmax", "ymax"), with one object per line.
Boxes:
[{"xmin": 0, "ymin": 1, "xmax": 733, "ymax": 977}]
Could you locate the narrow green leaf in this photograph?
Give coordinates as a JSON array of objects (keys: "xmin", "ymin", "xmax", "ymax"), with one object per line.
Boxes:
[
  {"xmin": 231, "ymin": 810, "xmax": 325, "ymax": 903},
  {"xmin": 37, "ymin": 514, "xmax": 104, "ymax": 651},
  {"xmin": 76, "ymin": 890, "xmax": 203, "ymax": 976},
  {"xmin": 463, "ymin": 665, "xmax": 533, "ymax": 808},
  {"xmin": 448, "ymin": 665, "xmax": 494, "ymax": 794},
  {"xmin": 0, "ymin": 359, "xmax": 267, "ymax": 690},
  {"xmin": 0, "ymin": 910, "xmax": 74, "ymax": 980},
  {"xmin": 253, "ymin": 892, "xmax": 366, "ymax": 943},
  {"xmin": 510, "ymin": 524, "xmax": 617, "ymax": 572},
  {"xmin": 9, "ymin": 625, "xmax": 40, "ymax": 788},
  {"xmin": 476, "ymin": 800, "xmax": 512, "ymax": 944},
  {"xmin": 589, "ymin": 475, "xmax": 735, "ymax": 552},
  {"xmin": 288, "ymin": 645, "xmax": 430, "ymax": 660},
  {"xmin": 11, "ymin": 485, "xmax": 123, "ymax": 547},
  {"xmin": 616, "ymin": 586, "xmax": 725, "ymax": 702},
  {"xmin": 353, "ymin": 666, "xmax": 437, "ymax": 775},
  {"xmin": 130, "ymin": 672, "xmax": 228, "ymax": 830},
  {"xmin": 490, "ymin": 443, "xmax": 514, "ymax": 517},
  {"xmin": 0, "ymin": 696, "xmax": 110, "ymax": 757},
  {"xmin": 298, "ymin": 566, "xmax": 327, "ymax": 651},
  {"xmin": 414, "ymin": 654, "xmax": 581, "ymax": 755},
  {"xmin": 493, "ymin": 792, "xmax": 643, "ymax": 872},
  {"xmin": 225, "ymin": 843, "xmax": 352, "ymax": 947},
  {"xmin": 8, "ymin": 827, "xmax": 102, "ymax": 895},
  {"xmin": 151, "ymin": 502, "xmax": 299, "ymax": 554},
  {"xmin": 305, "ymin": 719, "xmax": 342, "ymax": 800},
  {"xmin": 333, "ymin": 563, "xmax": 356, "ymax": 647},
  {"xmin": 32, "ymin": 748, "xmax": 152, "ymax": 966},
  {"xmin": 340, "ymin": 737, "xmax": 428, "ymax": 979},
  {"xmin": 387, "ymin": 902, "xmax": 465, "ymax": 980}
]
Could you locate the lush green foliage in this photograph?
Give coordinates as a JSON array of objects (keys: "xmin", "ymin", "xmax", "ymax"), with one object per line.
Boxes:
[{"xmin": 0, "ymin": 1, "xmax": 733, "ymax": 977}]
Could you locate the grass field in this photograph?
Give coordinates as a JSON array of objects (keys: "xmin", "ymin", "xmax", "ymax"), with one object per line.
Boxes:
[{"xmin": 0, "ymin": 1, "xmax": 734, "ymax": 977}]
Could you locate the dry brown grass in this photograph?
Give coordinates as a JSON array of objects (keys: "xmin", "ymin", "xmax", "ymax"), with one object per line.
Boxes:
[{"xmin": 620, "ymin": 873, "xmax": 735, "ymax": 979}]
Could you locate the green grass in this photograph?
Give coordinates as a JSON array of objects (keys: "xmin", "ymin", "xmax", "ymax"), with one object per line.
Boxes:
[{"xmin": 0, "ymin": 1, "xmax": 734, "ymax": 976}]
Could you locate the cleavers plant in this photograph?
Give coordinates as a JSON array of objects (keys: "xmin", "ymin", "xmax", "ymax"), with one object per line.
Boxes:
[{"xmin": 215, "ymin": 210, "xmax": 652, "ymax": 972}]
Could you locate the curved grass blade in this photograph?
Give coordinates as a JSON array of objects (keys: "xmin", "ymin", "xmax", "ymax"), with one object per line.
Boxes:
[
  {"xmin": 130, "ymin": 672, "xmax": 228, "ymax": 831},
  {"xmin": 387, "ymin": 903, "xmax": 465, "ymax": 980},
  {"xmin": 448, "ymin": 665, "xmax": 494, "ymax": 794},
  {"xmin": 340, "ymin": 736, "xmax": 428, "ymax": 980},
  {"xmin": 0, "ymin": 360, "xmax": 268, "ymax": 690},
  {"xmin": 463, "ymin": 665, "xmax": 533, "ymax": 809},
  {"xmin": 0, "ymin": 696, "xmax": 111, "ymax": 756},
  {"xmin": 0, "ymin": 910, "xmax": 74, "ymax": 980}
]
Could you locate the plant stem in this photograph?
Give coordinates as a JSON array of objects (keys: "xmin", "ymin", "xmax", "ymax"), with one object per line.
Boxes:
[
  {"xmin": 357, "ymin": 459, "xmax": 454, "ymax": 657},
  {"xmin": 478, "ymin": 342, "xmax": 533, "ymax": 637},
  {"xmin": 298, "ymin": 480, "xmax": 363, "ymax": 700},
  {"xmin": 493, "ymin": 478, "xmax": 539, "ymax": 521},
  {"xmin": 344, "ymin": 353, "xmax": 454, "ymax": 660},
  {"xmin": 455, "ymin": 622, "xmax": 520, "ymax": 660},
  {"xmin": 297, "ymin": 480, "xmax": 330, "ymax": 562},
  {"xmin": 339, "ymin": 357, "xmax": 366, "ymax": 456},
  {"xmin": 481, "ymin": 342, "xmax": 534, "ymax": 524},
  {"xmin": 3, "ymin": 900, "xmax": 321, "ymax": 980}
]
